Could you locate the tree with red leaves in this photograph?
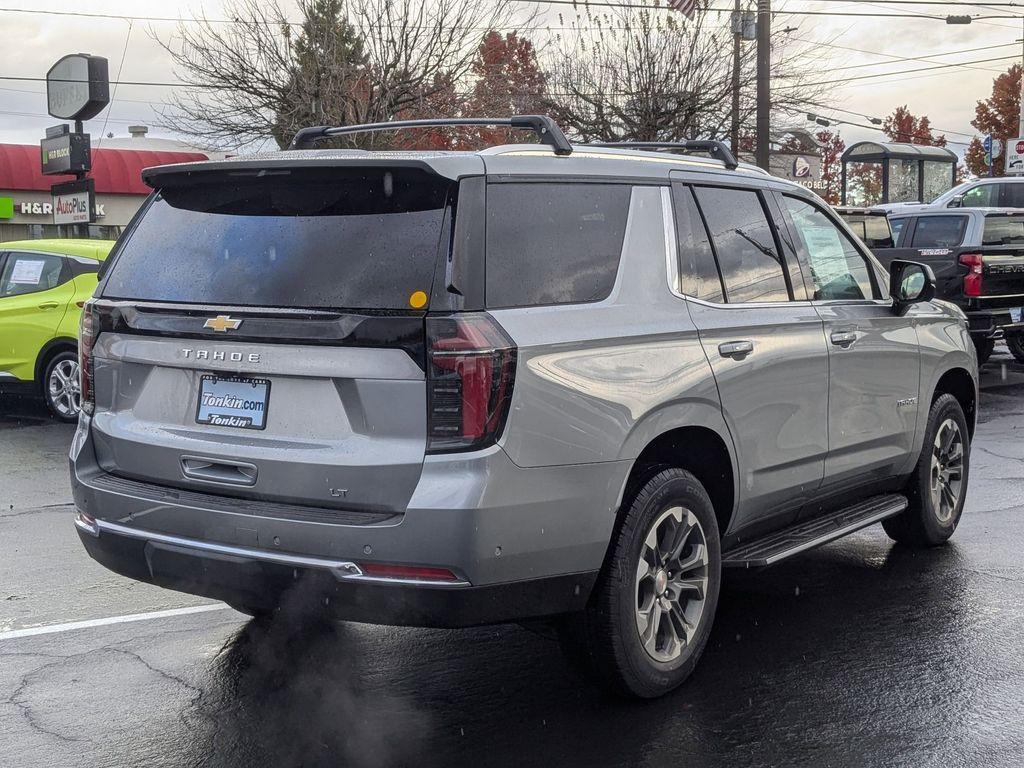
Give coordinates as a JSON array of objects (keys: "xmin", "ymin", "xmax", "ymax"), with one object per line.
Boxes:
[
  {"xmin": 882, "ymin": 105, "xmax": 947, "ymax": 147},
  {"xmin": 816, "ymin": 129, "xmax": 845, "ymax": 205},
  {"xmin": 965, "ymin": 64, "xmax": 1021, "ymax": 177},
  {"xmin": 467, "ymin": 31, "xmax": 546, "ymax": 146}
]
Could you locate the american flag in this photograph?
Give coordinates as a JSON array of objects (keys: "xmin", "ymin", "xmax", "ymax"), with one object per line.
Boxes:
[{"xmin": 670, "ymin": 0, "xmax": 697, "ymax": 18}]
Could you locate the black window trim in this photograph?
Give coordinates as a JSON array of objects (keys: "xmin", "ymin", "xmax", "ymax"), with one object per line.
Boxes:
[{"xmin": 775, "ymin": 191, "xmax": 885, "ymax": 303}]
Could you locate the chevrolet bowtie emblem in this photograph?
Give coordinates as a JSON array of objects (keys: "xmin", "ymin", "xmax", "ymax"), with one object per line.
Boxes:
[{"xmin": 203, "ymin": 315, "xmax": 242, "ymax": 332}]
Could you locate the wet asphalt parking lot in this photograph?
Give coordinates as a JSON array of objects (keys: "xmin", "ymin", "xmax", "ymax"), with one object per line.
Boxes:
[{"xmin": 3, "ymin": 349, "xmax": 1024, "ymax": 768}]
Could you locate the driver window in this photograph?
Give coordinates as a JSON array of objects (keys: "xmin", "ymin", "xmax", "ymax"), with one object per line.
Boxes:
[
  {"xmin": 0, "ymin": 253, "xmax": 65, "ymax": 298},
  {"xmin": 782, "ymin": 196, "xmax": 877, "ymax": 301}
]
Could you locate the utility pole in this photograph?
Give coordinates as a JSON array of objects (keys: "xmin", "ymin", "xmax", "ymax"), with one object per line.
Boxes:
[
  {"xmin": 1018, "ymin": 19, "xmax": 1024, "ymax": 140},
  {"xmin": 755, "ymin": 0, "xmax": 771, "ymax": 170},
  {"xmin": 731, "ymin": 0, "xmax": 741, "ymax": 155}
]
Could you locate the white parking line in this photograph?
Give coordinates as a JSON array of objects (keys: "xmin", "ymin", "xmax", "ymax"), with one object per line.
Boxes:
[{"xmin": 0, "ymin": 604, "xmax": 230, "ymax": 642}]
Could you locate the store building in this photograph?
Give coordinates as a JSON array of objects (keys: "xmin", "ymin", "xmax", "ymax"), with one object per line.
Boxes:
[{"xmin": 0, "ymin": 126, "xmax": 213, "ymax": 242}]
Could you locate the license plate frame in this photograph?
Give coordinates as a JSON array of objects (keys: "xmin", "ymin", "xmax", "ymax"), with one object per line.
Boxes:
[{"xmin": 195, "ymin": 374, "xmax": 271, "ymax": 430}]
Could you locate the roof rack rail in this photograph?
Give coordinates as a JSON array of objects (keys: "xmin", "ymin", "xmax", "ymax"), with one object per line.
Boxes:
[
  {"xmin": 588, "ymin": 140, "xmax": 739, "ymax": 170},
  {"xmin": 288, "ymin": 115, "xmax": 573, "ymax": 155}
]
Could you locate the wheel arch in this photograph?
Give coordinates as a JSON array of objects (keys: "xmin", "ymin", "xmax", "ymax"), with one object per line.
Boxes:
[
  {"xmin": 35, "ymin": 337, "xmax": 78, "ymax": 385},
  {"xmin": 618, "ymin": 422, "xmax": 737, "ymax": 541},
  {"xmin": 932, "ymin": 365, "xmax": 977, "ymax": 440}
]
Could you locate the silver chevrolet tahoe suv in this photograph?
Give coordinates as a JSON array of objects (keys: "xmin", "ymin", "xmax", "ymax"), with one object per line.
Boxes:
[{"xmin": 70, "ymin": 116, "xmax": 978, "ymax": 698}]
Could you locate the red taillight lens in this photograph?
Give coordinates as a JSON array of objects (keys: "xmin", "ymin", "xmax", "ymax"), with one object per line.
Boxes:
[
  {"xmin": 426, "ymin": 313, "xmax": 516, "ymax": 453},
  {"xmin": 358, "ymin": 562, "xmax": 460, "ymax": 582},
  {"xmin": 960, "ymin": 252, "xmax": 984, "ymax": 297},
  {"xmin": 78, "ymin": 300, "xmax": 97, "ymax": 415}
]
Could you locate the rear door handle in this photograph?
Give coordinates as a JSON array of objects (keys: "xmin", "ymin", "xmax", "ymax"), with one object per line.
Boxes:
[
  {"xmin": 830, "ymin": 331, "xmax": 858, "ymax": 347},
  {"xmin": 181, "ymin": 455, "xmax": 258, "ymax": 487},
  {"xmin": 37, "ymin": 302, "xmax": 59, "ymax": 310},
  {"xmin": 718, "ymin": 340, "xmax": 754, "ymax": 360}
]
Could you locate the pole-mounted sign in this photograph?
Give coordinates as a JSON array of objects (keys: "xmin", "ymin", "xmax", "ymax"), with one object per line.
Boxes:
[
  {"xmin": 46, "ymin": 54, "xmax": 109, "ymax": 122},
  {"xmin": 41, "ymin": 53, "xmax": 108, "ymax": 226}
]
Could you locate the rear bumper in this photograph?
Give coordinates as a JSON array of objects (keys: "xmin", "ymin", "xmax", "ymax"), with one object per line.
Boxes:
[
  {"xmin": 965, "ymin": 308, "xmax": 1024, "ymax": 339},
  {"xmin": 75, "ymin": 518, "xmax": 596, "ymax": 628},
  {"xmin": 70, "ymin": 417, "xmax": 626, "ymax": 627}
]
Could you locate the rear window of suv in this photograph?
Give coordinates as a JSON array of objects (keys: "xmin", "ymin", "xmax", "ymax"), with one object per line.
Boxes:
[
  {"xmin": 983, "ymin": 215, "xmax": 1024, "ymax": 245},
  {"xmin": 485, "ymin": 182, "xmax": 631, "ymax": 308},
  {"xmin": 910, "ymin": 215, "xmax": 967, "ymax": 248},
  {"xmin": 102, "ymin": 167, "xmax": 451, "ymax": 310}
]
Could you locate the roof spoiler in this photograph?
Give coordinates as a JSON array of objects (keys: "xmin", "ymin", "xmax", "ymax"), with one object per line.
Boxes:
[
  {"xmin": 587, "ymin": 140, "xmax": 739, "ymax": 170},
  {"xmin": 288, "ymin": 115, "xmax": 573, "ymax": 155}
]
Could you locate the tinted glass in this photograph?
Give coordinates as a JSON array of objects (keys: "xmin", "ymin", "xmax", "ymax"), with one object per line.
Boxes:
[
  {"xmin": 486, "ymin": 183, "xmax": 630, "ymax": 308},
  {"xmin": 1000, "ymin": 183, "xmax": 1024, "ymax": 208},
  {"xmin": 890, "ymin": 217, "xmax": 907, "ymax": 243},
  {"xmin": 982, "ymin": 216, "xmax": 1024, "ymax": 245},
  {"xmin": 863, "ymin": 217, "xmax": 894, "ymax": 248},
  {"xmin": 673, "ymin": 186, "xmax": 723, "ymax": 302},
  {"xmin": 783, "ymin": 197, "xmax": 875, "ymax": 300},
  {"xmin": 961, "ymin": 184, "xmax": 997, "ymax": 207},
  {"xmin": 103, "ymin": 168, "xmax": 451, "ymax": 310},
  {"xmin": 693, "ymin": 187, "xmax": 789, "ymax": 303},
  {"xmin": 0, "ymin": 253, "xmax": 64, "ymax": 297},
  {"xmin": 911, "ymin": 216, "xmax": 967, "ymax": 248}
]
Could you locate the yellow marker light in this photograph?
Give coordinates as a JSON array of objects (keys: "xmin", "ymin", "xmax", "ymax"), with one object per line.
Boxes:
[{"xmin": 409, "ymin": 290, "xmax": 428, "ymax": 309}]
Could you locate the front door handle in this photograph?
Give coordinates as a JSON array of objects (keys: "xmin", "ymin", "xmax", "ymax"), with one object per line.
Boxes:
[
  {"xmin": 718, "ymin": 340, "xmax": 754, "ymax": 360},
  {"xmin": 37, "ymin": 302, "xmax": 59, "ymax": 310},
  {"xmin": 830, "ymin": 330, "xmax": 858, "ymax": 347}
]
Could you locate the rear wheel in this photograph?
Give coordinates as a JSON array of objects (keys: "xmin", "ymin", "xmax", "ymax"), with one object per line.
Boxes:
[
  {"xmin": 973, "ymin": 337, "xmax": 995, "ymax": 366},
  {"xmin": 42, "ymin": 350, "xmax": 80, "ymax": 422},
  {"xmin": 883, "ymin": 393, "xmax": 969, "ymax": 547},
  {"xmin": 560, "ymin": 468, "xmax": 721, "ymax": 698},
  {"xmin": 1006, "ymin": 335, "xmax": 1024, "ymax": 364}
]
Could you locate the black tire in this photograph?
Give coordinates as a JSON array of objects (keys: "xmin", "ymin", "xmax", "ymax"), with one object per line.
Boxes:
[
  {"xmin": 973, "ymin": 337, "xmax": 995, "ymax": 366},
  {"xmin": 883, "ymin": 393, "xmax": 969, "ymax": 547},
  {"xmin": 560, "ymin": 468, "xmax": 721, "ymax": 699},
  {"xmin": 41, "ymin": 350, "xmax": 81, "ymax": 422},
  {"xmin": 1007, "ymin": 334, "xmax": 1024, "ymax": 364}
]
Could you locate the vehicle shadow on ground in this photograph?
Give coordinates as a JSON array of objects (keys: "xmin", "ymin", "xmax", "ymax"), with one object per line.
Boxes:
[{"xmin": 183, "ymin": 540, "xmax": 977, "ymax": 768}]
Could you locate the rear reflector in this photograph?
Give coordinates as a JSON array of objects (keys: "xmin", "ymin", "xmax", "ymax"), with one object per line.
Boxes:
[
  {"xmin": 358, "ymin": 562, "xmax": 460, "ymax": 582},
  {"xmin": 960, "ymin": 252, "xmax": 984, "ymax": 297},
  {"xmin": 426, "ymin": 312, "xmax": 516, "ymax": 453}
]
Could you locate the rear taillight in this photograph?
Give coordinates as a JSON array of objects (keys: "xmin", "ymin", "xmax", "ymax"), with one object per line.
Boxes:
[
  {"xmin": 79, "ymin": 300, "xmax": 97, "ymax": 415},
  {"xmin": 960, "ymin": 252, "xmax": 984, "ymax": 297},
  {"xmin": 426, "ymin": 313, "xmax": 516, "ymax": 453}
]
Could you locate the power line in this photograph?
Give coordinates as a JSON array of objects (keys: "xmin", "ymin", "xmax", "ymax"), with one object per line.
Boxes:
[{"xmin": 783, "ymin": 52, "xmax": 1020, "ymax": 88}]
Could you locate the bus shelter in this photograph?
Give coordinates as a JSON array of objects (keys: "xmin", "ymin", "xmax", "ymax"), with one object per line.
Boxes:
[{"xmin": 841, "ymin": 141, "xmax": 958, "ymax": 206}]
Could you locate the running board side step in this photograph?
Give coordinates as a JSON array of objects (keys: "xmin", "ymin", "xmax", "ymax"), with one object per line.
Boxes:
[{"xmin": 722, "ymin": 493, "xmax": 908, "ymax": 568}]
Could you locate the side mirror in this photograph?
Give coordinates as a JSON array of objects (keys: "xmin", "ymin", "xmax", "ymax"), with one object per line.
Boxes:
[
  {"xmin": 947, "ymin": 194, "xmax": 965, "ymax": 208},
  {"xmin": 889, "ymin": 260, "xmax": 936, "ymax": 315}
]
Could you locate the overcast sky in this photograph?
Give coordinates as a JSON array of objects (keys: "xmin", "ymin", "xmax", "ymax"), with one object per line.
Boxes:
[{"xmin": 0, "ymin": 0, "xmax": 1019, "ymax": 159}]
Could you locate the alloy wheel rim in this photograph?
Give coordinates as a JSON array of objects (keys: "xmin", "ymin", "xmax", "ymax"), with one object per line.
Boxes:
[
  {"xmin": 635, "ymin": 506, "xmax": 709, "ymax": 664},
  {"xmin": 930, "ymin": 418, "xmax": 964, "ymax": 524},
  {"xmin": 48, "ymin": 358, "xmax": 81, "ymax": 417}
]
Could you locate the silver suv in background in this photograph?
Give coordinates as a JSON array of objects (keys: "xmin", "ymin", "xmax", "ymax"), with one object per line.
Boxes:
[{"xmin": 71, "ymin": 116, "xmax": 977, "ymax": 698}]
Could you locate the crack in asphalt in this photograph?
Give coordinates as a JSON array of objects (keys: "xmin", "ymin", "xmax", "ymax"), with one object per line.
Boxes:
[{"xmin": 6, "ymin": 656, "xmax": 87, "ymax": 744}]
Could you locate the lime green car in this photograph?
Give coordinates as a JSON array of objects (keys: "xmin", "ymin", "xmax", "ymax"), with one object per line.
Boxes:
[{"xmin": 0, "ymin": 239, "xmax": 115, "ymax": 420}]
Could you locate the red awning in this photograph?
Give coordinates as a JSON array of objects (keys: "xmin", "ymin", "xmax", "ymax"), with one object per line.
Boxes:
[{"xmin": 0, "ymin": 143, "xmax": 209, "ymax": 195}]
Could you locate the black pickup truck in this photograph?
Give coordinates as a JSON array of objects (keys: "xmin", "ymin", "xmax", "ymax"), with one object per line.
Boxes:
[{"xmin": 845, "ymin": 207, "xmax": 1024, "ymax": 364}]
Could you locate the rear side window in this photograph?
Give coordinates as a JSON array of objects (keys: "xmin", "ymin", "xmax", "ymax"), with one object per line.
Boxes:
[
  {"xmin": 693, "ymin": 186, "xmax": 790, "ymax": 303},
  {"xmin": 910, "ymin": 216, "xmax": 967, "ymax": 248},
  {"xmin": 485, "ymin": 183, "xmax": 630, "ymax": 308},
  {"xmin": 983, "ymin": 216, "xmax": 1024, "ymax": 245},
  {"xmin": 1, "ymin": 253, "xmax": 65, "ymax": 297},
  {"xmin": 103, "ymin": 168, "xmax": 451, "ymax": 310},
  {"xmin": 1000, "ymin": 183, "xmax": 1024, "ymax": 208},
  {"xmin": 673, "ymin": 185, "xmax": 723, "ymax": 303},
  {"xmin": 961, "ymin": 185, "xmax": 997, "ymax": 207},
  {"xmin": 890, "ymin": 217, "xmax": 907, "ymax": 243}
]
